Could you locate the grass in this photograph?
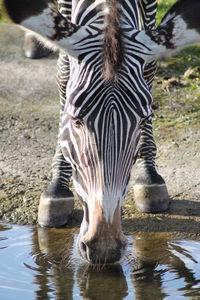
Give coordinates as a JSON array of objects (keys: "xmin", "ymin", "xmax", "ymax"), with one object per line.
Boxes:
[
  {"xmin": 0, "ymin": 1, "xmax": 3, "ymax": 21},
  {"xmin": 157, "ymin": 0, "xmax": 176, "ymax": 24},
  {"xmin": 0, "ymin": 0, "xmax": 9, "ymax": 22},
  {"xmin": 154, "ymin": 1, "xmax": 200, "ymax": 130},
  {"xmin": 0, "ymin": 0, "xmax": 5, "ymax": 21}
]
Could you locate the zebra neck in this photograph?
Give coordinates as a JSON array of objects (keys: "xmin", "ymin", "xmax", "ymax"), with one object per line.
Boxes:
[{"xmin": 103, "ymin": 0, "xmax": 124, "ymax": 82}]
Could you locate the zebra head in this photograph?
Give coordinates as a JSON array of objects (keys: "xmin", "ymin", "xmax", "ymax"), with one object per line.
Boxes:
[
  {"xmin": 4, "ymin": 0, "xmax": 200, "ymax": 264},
  {"xmin": 59, "ymin": 0, "xmax": 156, "ymax": 264}
]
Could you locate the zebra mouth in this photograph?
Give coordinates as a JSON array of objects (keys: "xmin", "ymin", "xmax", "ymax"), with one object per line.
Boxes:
[{"xmin": 76, "ymin": 234, "xmax": 127, "ymax": 265}]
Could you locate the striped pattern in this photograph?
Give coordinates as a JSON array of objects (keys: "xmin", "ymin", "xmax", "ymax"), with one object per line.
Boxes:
[
  {"xmin": 5, "ymin": 0, "xmax": 200, "ymax": 225},
  {"xmin": 48, "ymin": 0, "xmax": 160, "ymax": 219},
  {"xmin": 139, "ymin": 0, "xmax": 157, "ymax": 30},
  {"xmin": 58, "ymin": 0, "xmax": 155, "ymax": 222},
  {"xmin": 51, "ymin": 1, "xmax": 72, "ymax": 189},
  {"xmin": 54, "ymin": 1, "xmax": 158, "ymax": 184},
  {"xmin": 31, "ymin": 0, "xmax": 200, "ymax": 220},
  {"xmin": 137, "ymin": 0, "xmax": 158, "ymax": 173}
]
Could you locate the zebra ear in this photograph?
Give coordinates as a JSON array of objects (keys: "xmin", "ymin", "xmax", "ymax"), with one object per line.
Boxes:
[
  {"xmin": 144, "ymin": 0, "xmax": 200, "ymax": 59},
  {"xmin": 3, "ymin": 0, "xmax": 90, "ymax": 58}
]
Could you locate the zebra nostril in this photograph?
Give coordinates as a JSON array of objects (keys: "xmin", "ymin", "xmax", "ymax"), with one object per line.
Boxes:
[
  {"xmin": 79, "ymin": 240, "xmax": 89, "ymax": 261},
  {"xmin": 80, "ymin": 240, "xmax": 95, "ymax": 262},
  {"xmin": 80, "ymin": 240, "xmax": 87, "ymax": 253}
]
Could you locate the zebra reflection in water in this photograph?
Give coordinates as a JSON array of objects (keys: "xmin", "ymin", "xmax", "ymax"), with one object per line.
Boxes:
[{"xmin": 31, "ymin": 228, "xmax": 200, "ymax": 300}]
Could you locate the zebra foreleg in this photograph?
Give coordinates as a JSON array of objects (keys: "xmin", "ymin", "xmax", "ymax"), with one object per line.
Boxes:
[
  {"xmin": 38, "ymin": 144, "xmax": 74, "ymax": 227},
  {"xmin": 134, "ymin": 1, "xmax": 169, "ymax": 212},
  {"xmin": 134, "ymin": 117, "xmax": 169, "ymax": 213},
  {"xmin": 38, "ymin": 53, "xmax": 74, "ymax": 227},
  {"xmin": 38, "ymin": 1, "xmax": 74, "ymax": 227}
]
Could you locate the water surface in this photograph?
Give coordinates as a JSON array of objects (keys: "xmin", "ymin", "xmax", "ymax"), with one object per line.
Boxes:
[{"xmin": 1, "ymin": 222, "xmax": 200, "ymax": 299}]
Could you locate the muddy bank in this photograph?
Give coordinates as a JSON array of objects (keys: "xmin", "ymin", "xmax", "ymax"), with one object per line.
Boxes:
[{"xmin": 0, "ymin": 24, "xmax": 200, "ymax": 234}]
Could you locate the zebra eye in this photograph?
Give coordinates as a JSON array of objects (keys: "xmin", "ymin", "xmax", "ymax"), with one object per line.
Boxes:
[{"xmin": 71, "ymin": 118, "xmax": 82, "ymax": 128}]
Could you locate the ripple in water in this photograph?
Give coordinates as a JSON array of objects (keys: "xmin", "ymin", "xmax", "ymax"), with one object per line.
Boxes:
[{"xmin": 1, "ymin": 222, "xmax": 200, "ymax": 299}]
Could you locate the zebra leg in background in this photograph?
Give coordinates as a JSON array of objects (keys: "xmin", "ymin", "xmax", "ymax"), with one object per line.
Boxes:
[
  {"xmin": 24, "ymin": 31, "xmax": 52, "ymax": 59},
  {"xmin": 38, "ymin": 1, "xmax": 74, "ymax": 227},
  {"xmin": 134, "ymin": 0, "xmax": 169, "ymax": 212}
]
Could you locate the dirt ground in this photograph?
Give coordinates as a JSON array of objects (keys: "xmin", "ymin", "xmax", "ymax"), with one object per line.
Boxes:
[{"xmin": 0, "ymin": 24, "xmax": 200, "ymax": 236}]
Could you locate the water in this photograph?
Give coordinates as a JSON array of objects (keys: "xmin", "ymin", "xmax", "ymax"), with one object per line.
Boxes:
[{"xmin": 1, "ymin": 223, "xmax": 200, "ymax": 300}]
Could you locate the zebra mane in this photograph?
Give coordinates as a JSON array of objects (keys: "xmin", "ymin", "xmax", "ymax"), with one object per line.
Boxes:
[{"xmin": 103, "ymin": 0, "xmax": 124, "ymax": 81}]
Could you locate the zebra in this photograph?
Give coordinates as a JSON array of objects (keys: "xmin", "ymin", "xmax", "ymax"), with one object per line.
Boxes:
[
  {"xmin": 3, "ymin": 0, "xmax": 200, "ymax": 264},
  {"xmin": 39, "ymin": 0, "xmax": 165, "ymax": 229}
]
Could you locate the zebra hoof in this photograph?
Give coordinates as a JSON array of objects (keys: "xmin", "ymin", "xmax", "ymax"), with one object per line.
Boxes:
[
  {"xmin": 38, "ymin": 190, "xmax": 74, "ymax": 227},
  {"xmin": 133, "ymin": 183, "xmax": 169, "ymax": 213},
  {"xmin": 24, "ymin": 32, "xmax": 52, "ymax": 59}
]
